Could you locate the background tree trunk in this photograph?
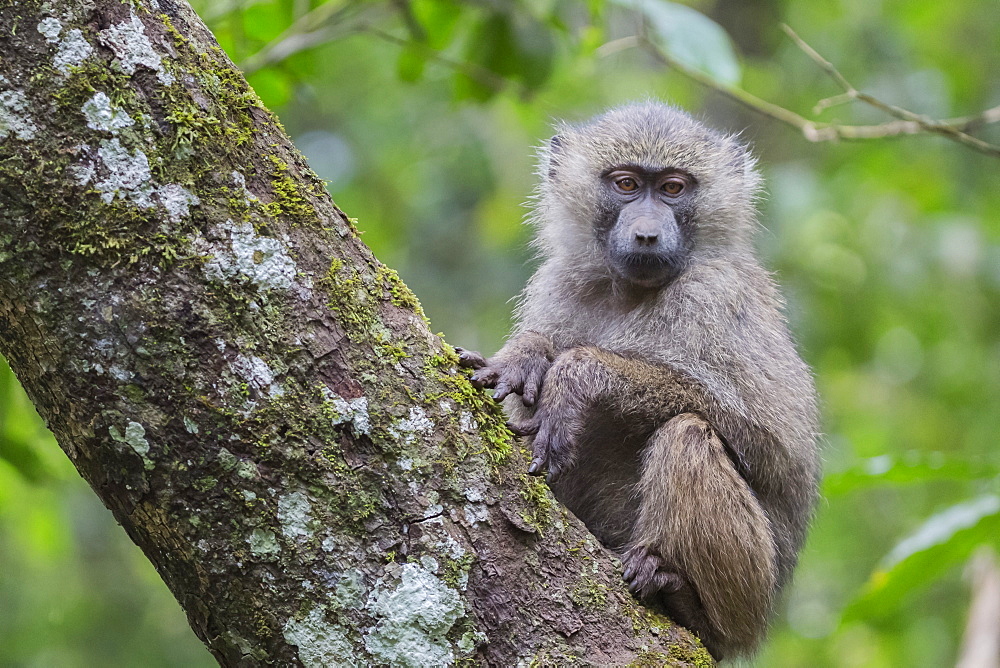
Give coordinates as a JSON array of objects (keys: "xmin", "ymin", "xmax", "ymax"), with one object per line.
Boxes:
[{"xmin": 0, "ymin": 0, "xmax": 711, "ymax": 664}]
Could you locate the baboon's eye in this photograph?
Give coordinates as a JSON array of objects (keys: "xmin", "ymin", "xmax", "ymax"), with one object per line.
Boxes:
[
  {"xmin": 615, "ymin": 177, "xmax": 638, "ymax": 193},
  {"xmin": 661, "ymin": 179, "xmax": 685, "ymax": 195}
]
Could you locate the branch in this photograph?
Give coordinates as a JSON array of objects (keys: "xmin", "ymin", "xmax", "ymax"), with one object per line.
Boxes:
[
  {"xmin": 780, "ymin": 25, "xmax": 1000, "ymax": 157},
  {"xmin": 239, "ymin": 0, "xmax": 381, "ymax": 74},
  {"xmin": 956, "ymin": 547, "xmax": 1000, "ymax": 668},
  {"xmin": 0, "ymin": 0, "xmax": 710, "ymax": 665},
  {"xmin": 360, "ymin": 26, "xmax": 518, "ymax": 96},
  {"xmin": 602, "ymin": 25, "xmax": 1000, "ymax": 158},
  {"xmin": 240, "ymin": 5, "xmax": 517, "ymax": 98}
]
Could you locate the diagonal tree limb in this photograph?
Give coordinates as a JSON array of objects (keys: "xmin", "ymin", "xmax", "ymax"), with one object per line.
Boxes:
[{"xmin": 0, "ymin": 0, "xmax": 710, "ymax": 665}]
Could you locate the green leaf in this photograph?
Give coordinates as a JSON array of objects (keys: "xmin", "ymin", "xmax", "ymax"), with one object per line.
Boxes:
[
  {"xmin": 456, "ymin": 10, "xmax": 556, "ymax": 100},
  {"xmin": 396, "ymin": 43, "xmax": 427, "ymax": 83},
  {"xmin": 843, "ymin": 495, "xmax": 1000, "ymax": 622},
  {"xmin": 453, "ymin": 13, "xmax": 510, "ymax": 102},
  {"xmin": 0, "ymin": 436, "xmax": 49, "ymax": 484},
  {"xmin": 411, "ymin": 0, "xmax": 462, "ymax": 50},
  {"xmin": 507, "ymin": 12, "xmax": 557, "ymax": 90},
  {"xmin": 823, "ymin": 452, "xmax": 996, "ymax": 496},
  {"xmin": 612, "ymin": 0, "xmax": 742, "ymax": 85},
  {"xmin": 242, "ymin": 2, "xmax": 292, "ymax": 44},
  {"xmin": 474, "ymin": 12, "xmax": 519, "ymax": 78},
  {"xmin": 452, "ymin": 71, "xmax": 496, "ymax": 103}
]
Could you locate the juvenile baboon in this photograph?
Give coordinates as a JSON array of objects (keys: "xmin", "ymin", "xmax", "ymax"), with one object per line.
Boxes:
[{"xmin": 459, "ymin": 102, "xmax": 821, "ymax": 660}]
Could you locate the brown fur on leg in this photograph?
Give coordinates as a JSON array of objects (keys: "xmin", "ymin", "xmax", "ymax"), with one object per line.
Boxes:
[{"xmin": 627, "ymin": 414, "xmax": 777, "ymax": 659}]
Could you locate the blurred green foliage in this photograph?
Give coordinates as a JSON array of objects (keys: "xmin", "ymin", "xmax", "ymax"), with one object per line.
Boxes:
[
  {"xmin": 3, "ymin": 0, "xmax": 999, "ymax": 665},
  {"xmin": 0, "ymin": 360, "xmax": 216, "ymax": 666}
]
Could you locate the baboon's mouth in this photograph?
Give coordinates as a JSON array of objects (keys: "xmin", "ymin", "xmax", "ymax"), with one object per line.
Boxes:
[{"xmin": 612, "ymin": 252, "xmax": 684, "ymax": 288}]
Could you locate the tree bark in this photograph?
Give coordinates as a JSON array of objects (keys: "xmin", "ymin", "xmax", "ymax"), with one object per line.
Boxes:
[{"xmin": 0, "ymin": 0, "xmax": 711, "ymax": 665}]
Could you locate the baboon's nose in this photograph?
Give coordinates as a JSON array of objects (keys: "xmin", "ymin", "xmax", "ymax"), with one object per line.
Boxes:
[{"xmin": 635, "ymin": 232, "xmax": 659, "ymax": 246}]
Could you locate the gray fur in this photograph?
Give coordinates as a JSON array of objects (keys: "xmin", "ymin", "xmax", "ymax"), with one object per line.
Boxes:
[{"xmin": 461, "ymin": 102, "xmax": 820, "ymax": 660}]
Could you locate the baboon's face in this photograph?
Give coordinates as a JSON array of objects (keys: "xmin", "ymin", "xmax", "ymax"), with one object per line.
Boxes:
[
  {"xmin": 542, "ymin": 104, "xmax": 754, "ymax": 280},
  {"xmin": 594, "ymin": 165, "xmax": 696, "ymax": 288}
]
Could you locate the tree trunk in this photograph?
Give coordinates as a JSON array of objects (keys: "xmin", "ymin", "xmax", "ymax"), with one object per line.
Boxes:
[{"xmin": 0, "ymin": 0, "xmax": 711, "ymax": 665}]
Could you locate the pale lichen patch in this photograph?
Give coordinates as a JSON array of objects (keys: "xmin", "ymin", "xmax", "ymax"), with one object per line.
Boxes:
[
  {"xmin": 283, "ymin": 607, "xmax": 357, "ymax": 668},
  {"xmin": 69, "ymin": 160, "xmax": 96, "ymax": 191},
  {"xmin": 458, "ymin": 629, "xmax": 486, "ymax": 654},
  {"xmin": 123, "ymin": 421, "xmax": 149, "ymax": 456},
  {"xmin": 158, "ymin": 184, "xmax": 200, "ymax": 222},
  {"xmin": 230, "ymin": 353, "xmax": 284, "ymax": 398},
  {"xmin": 331, "ymin": 569, "xmax": 365, "ymax": 609},
  {"xmin": 364, "ymin": 564, "xmax": 464, "ymax": 668},
  {"xmin": 109, "ymin": 420, "xmax": 154, "ymax": 470},
  {"xmin": 223, "ymin": 631, "xmax": 254, "ymax": 661},
  {"xmin": 99, "ymin": 13, "xmax": 174, "ymax": 85},
  {"xmin": 387, "ymin": 406, "xmax": 433, "ymax": 444},
  {"xmin": 236, "ymin": 460, "xmax": 259, "ymax": 480},
  {"xmin": 89, "ymin": 138, "xmax": 156, "ymax": 206},
  {"xmin": 463, "ymin": 503, "xmax": 488, "ymax": 526},
  {"xmin": 429, "ymin": 520, "xmax": 467, "ymax": 561},
  {"xmin": 200, "ymin": 221, "xmax": 297, "ymax": 292},
  {"xmin": 108, "ymin": 364, "xmax": 132, "ymax": 382},
  {"xmin": 458, "ymin": 411, "xmax": 476, "ymax": 434},
  {"xmin": 37, "ymin": 17, "xmax": 62, "ymax": 42},
  {"xmin": 82, "ymin": 92, "xmax": 135, "ymax": 134},
  {"xmin": 324, "ymin": 390, "xmax": 371, "ymax": 436},
  {"xmin": 233, "ymin": 170, "xmax": 259, "ymax": 204},
  {"xmin": 277, "ymin": 491, "xmax": 313, "ymax": 540},
  {"xmin": 54, "ymin": 29, "xmax": 94, "ymax": 74},
  {"xmin": 0, "ymin": 77, "xmax": 38, "ymax": 141},
  {"xmin": 217, "ymin": 447, "xmax": 238, "ymax": 472},
  {"xmin": 248, "ymin": 528, "xmax": 280, "ymax": 558}
]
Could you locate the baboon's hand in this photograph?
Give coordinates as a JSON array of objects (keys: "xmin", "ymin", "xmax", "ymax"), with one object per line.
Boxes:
[
  {"xmin": 622, "ymin": 545, "xmax": 686, "ymax": 600},
  {"xmin": 455, "ymin": 347, "xmax": 488, "ymax": 370},
  {"xmin": 508, "ymin": 403, "xmax": 578, "ymax": 482},
  {"xmin": 482, "ymin": 354, "xmax": 551, "ymax": 407},
  {"xmin": 459, "ymin": 332, "xmax": 554, "ymax": 407},
  {"xmin": 508, "ymin": 346, "xmax": 609, "ymax": 481}
]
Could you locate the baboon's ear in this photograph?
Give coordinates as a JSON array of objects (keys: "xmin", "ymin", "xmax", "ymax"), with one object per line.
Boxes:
[
  {"xmin": 547, "ymin": 134, "xmax": 564, "ymax": 181},
  {"xmin": 725, "ymin": 138, "xmax": 761, "ymax": 194},
  {"xmin": 731, "ymin": 138, "xmax": 755, "ymax": 170}
]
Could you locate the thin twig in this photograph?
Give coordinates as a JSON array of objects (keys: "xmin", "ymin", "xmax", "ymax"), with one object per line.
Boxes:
[
  {"xmin": 239, "ymin": 0, "xmax": 370, "ymax": 75},
  {"xmin": 779, "ymin": 25, "xmax": 855, "ymax": 95},
  {"xmin": 780, "ymin": 24, "xmax": 1000, "ymax": 156},
  {"xmin": 391, "ymin": 0, "xmax": 426, "ymax": 43},
  {"xmin": 610, "ymin": 26, "xmax": 1000, "ymax": 158},
  {"xmin": 239, "ymin": 0, "xmax": 516, "ymax": 97},
  {"xmin": 946, "ymin": 105, "xmax": 1000, "ymax": 132},
  {"xmin": 201, "ymin": 0, "xmax": 269, "ymax": 24},
  {"xmin": 361, "ymin": 26, "xmax": 521, "ymax": 96},
  {"xmin": 241, "ymin": 27, "xmax": 344, "ymax": 74},
  {"xmin": 813, "ymin": 93, "xmax": 854, "ymax": 115},
  {"xmin": 612, "ymin": 34, "xmax": 828, "ymax": 137},
  {"xmin": 235, "ymin": 2, "xmax": 1000, "ymax": 158}
]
